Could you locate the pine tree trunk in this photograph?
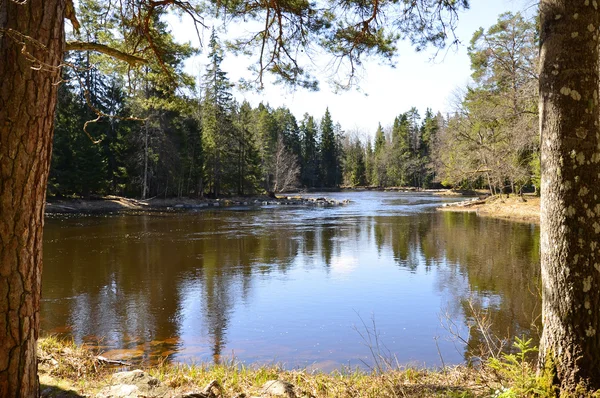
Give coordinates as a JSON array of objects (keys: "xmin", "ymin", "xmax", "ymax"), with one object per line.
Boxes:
[
  {"xmin": 0, "ymin": 0, "xmax": 65, "ymax": 396},
  {"xmin": 538, "ymin": 1, "xmax": 600, "ymax": 391}
]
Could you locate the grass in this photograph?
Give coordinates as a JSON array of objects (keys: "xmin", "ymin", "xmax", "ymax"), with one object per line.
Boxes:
[{"xmin": 37, "ymin": 335, "xmax": 550, "ymax": 398}]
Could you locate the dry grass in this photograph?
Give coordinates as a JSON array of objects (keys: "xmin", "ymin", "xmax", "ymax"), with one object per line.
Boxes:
[
  {"xmin": 438, "ymin": 195, "xmax": 540, "ymax": 224},
  {"xmin": 38, "ymin": 336, "xmax": 498, "ymax": 397}
]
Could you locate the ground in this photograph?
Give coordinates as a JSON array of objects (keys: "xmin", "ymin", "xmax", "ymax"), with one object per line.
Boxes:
[
  {"xmin": 37, "ymin": 336, "xmax": 494, "ymax": 397},
  {"xmin": 437, "ymin": 194, "xmax": 540, "ymax": 224}
]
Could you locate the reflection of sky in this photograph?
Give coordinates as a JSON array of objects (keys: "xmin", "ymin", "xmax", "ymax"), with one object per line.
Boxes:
[
  {"xmin": 172, "ymin": 195, "xmax": 471, "ymax": 368},
  {"xmin": 42, "ymin": 191, "xmax": 538, "ymax": 370}
]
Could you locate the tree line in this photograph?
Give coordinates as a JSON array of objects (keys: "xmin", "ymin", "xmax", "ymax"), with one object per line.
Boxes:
[
  {"xmin": 51, "ymin": 12, "xmax": 538, "ymax": 198},
  {"xmin": 342, "ymin": 12, "xmax": 539, "ymax": 195},
  {"xmin": 50, "ymin": 29, "xmax": 343, "ymax": 198}
]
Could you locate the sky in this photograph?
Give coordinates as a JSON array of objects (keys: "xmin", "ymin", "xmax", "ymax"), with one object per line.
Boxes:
[{"xmin": 166, "ymin": 0, "xmax": 536, "ymax": 139}]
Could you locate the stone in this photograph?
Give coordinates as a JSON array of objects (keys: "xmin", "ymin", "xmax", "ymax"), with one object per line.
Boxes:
[
  {"xmin": 96, "ymin": 370, "xmax": 168, "ymax": 398},
  {"xmin": 260, "ymin": 380, "xmax": 296, "ymax": 398}
]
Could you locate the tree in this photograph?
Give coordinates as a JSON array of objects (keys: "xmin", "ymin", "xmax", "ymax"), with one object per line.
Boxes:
[
  {"xmin": 319, "ymin": 108, "xmax": 339, "ymax": 187},
  {"xmin": 342, "ymin": 134, "xmax": 367, "ymax": 186},
  {"xmin": 272, "ymin": 136, "xmax": 300, "ymax": 193},
  {"xmin": 537, "ymin": 1, "xmax": 600, "ymax": 391},
  {"xmin": 233, "ymin": 101, "xmax": 261, "ymax": 195},
  {"xmin": 300, "ymin": 114, "xmax": 319, "ymax": 188},
  {"xmin": 389, "ymin": 114, "xmax": 410, "ymax": 186},
  {"xmin": 0, "ymin": 1, "xmax": 65, "ymax": 395},
  {"xmin": 433, "ymin": 12, "xmax": 538, "ymax": 195},
  {"xmin": 201, "ymin": 29, "xmax": 235, "ymax": 197},
  {"xmin": 372, "ymin": 123, "xmax": 388, "ymax": 186}
]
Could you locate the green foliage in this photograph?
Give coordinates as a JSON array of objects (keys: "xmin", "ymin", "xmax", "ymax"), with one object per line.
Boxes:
[
  {"xmin": 319, "ymin": 108, "xmax": 342, "ymax": 187},
  {"xmin": 487, "ymin": 337, "xmax": 555, "ymax": 398},
  {"xmin": 433, "ymin": 11, "xmax": 538, "ymax": 194},
  {"xmin": 220, "ymin": 0, "xmax": 469, "ymax": 90}
]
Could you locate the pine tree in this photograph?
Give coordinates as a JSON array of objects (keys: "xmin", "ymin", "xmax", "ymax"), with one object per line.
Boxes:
[
  {"xmin": 372, "ymin": 123, "xmax": 388, "ymax": 186},
  {"xmin": 253, "ymin": 103, "xmax": 278, "ymax": 192},
  {"xmin": 300, "ymin": 113, "xmax": 319, "ymax": 188},
  {"xmin": 319, "ymin": 108, "xmax": 338, "ymax": 187},
  {"xmin": 201, "ymin": 29, "xmax": 235, "ymax": 197},
  {"xmin": 234, "ymin": 101, "xmax": 261, "ymax": 195}
]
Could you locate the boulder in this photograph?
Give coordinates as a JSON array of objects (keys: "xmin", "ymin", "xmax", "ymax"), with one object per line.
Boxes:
[
  {"xmin": 260, "ymin": 380, "xmax": 296, "ymax": 398},
  {"xmin": 96, "ymin": 370, "xmax": 167, "ymax": 398}
]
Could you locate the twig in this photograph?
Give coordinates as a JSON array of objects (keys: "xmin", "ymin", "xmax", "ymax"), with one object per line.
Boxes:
[{"xmin": 96, "ymin": 355, "xmax": 133, "ymax": 366}]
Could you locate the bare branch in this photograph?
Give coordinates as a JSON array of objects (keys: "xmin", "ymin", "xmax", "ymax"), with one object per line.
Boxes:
[{"xmin": 65, "ymin": 0, "xmax": 81, "ymax": 34}]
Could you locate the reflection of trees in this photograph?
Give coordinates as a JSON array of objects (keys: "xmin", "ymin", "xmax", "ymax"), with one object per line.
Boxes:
[
  {"xmin": 437, "ymin": 213, "xmax": 541, "ymax": 361},
  {"xmin": 368, "ymin": 211, "xmax": 541, "ymax": 360},
  {"xmin": 42, "ymin": 207, "xmax": 541, "ymax": 365},
  {"xmin": 42, "ymin": 212, "xmax": 304, "ymax": 362}
]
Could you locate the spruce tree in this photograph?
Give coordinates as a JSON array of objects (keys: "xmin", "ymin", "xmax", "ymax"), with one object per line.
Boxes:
[
  {"xmin": 300, "ymin": 114, "xmax": 319, "ymax": 188},
  {"xmin": 319, "ymin": 108, "xmax": 337, "ymax": 187},
  {"xmin": 201, "ymin": 29, "xmax": 235, "ymax": 197}
]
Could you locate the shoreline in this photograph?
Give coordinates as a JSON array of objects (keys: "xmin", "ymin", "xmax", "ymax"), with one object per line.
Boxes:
[
  {"xmin": 45, "ymin": 192, "xmax": 542, "ymax": 225},
  {"xmin": 45, "ymin": 194, "xmax": 349, "ymax": 215},
  {"xmin": 37, "ymin": 337, "xmax": 505, "ymax": 398},
  {"xmin": 437, "ymin": 195, "xmax": 540, "ymax": 224}
]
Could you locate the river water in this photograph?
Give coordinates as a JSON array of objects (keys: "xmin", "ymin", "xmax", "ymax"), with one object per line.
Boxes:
[{"xmin": 41, "ymin": 191, "xmax": 541, "ymax": 370}]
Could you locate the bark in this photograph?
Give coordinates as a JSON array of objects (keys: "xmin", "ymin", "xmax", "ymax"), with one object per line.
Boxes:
[
  {"xmin": 0, "ymin": 0, "xmax": 65, "ymax": 396},
  {"xmin": 538, "ymin": 1, "xmax": 600, "ymax": 391}
]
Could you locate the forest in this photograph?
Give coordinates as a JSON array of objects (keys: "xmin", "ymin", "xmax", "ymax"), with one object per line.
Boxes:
[{"xmin": 50, "ymin": 11, "xmax": 538, "ymax": 198}]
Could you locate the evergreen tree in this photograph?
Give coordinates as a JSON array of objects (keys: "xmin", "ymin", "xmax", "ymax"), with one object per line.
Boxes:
[
  {"xmin": 389, "ymin": 114, "xmax": 410, "ymax": 186},
  {"xmin": 372, "ymin": 123, "xmax": 388, "ymax": 186},
  {"xmin": 319, "ymin": 108, "xmax": 338, "ymax": 187},
  {"xmin": 300, "ymin": 113, "xmax": 319, "ymax": 188},
  {"xmin": 234, "ymin": 101, "xmax": 262, "ymax": 195},
  {"xmin": 342, "ymin": 137, "xmax": 367, "ymax": 186},
  {"xmin": 202, "ymin": 29, "xmax": 235, "ymax": 197},
  {"xmin": 253, "ymin": 103, "xmax": 278, "ymax": 192}
]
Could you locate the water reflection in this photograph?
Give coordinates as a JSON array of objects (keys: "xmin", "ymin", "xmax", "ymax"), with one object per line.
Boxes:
[{"xmin": 42, "ymin": 192, "xmax": 541, "ymax": 369}]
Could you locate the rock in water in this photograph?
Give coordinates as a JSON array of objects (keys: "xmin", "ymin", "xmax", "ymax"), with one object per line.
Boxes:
[{"xmin": 261, "ymin": 380, "xmax": 296, "ymax": 397}]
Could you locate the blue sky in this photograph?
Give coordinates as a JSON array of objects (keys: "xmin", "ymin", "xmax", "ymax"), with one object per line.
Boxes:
[{"xmin": 168, "ymin": 0, "xmax": 536, "ymax": 139}]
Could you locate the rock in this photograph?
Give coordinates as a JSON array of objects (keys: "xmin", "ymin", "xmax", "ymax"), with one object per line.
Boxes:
[
  {"xmin": 96, "ymin": 370, "xmax": 167, "ymax": 398},
  {"xmin": 174, "ymin": 380, "xmax": 222, "ymax": 398},
  {"xmin": 260, "ymin": 380, "xmax": 296, "ymax": 398}
]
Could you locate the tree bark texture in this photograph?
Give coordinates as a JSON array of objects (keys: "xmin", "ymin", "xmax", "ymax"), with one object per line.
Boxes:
[
  {"xmin": 539, "ymin": 0, "xmax": 600, "ymax": 391},
  {"xmin": 0, "ymin": 0, "xmax": 65, "ymax": 396}
]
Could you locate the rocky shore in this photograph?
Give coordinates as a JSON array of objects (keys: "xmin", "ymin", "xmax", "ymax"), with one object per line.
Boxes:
[
  {"xmin": 37, "ymin": 337, "xmax": 492, "ymax": 398},
  {"xmin": 45, "ymin": 195, "xmax": 350, "ymax": 215}
]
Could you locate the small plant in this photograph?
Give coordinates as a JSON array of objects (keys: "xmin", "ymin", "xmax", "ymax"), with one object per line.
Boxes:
[{"xmin": 487, "ymin": 336, "xmax": 554, "ymax": 397}]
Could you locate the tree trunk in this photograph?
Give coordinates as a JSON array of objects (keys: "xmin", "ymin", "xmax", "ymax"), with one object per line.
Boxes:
[
  {"xmin": 0, "ymin": 1, "xmax": 65, "ymax": 396},
  {"xmin": 142, "ymin": 118, "xmax": 149, "ymax": 199},
  {"xmin": 538, "ymin": 1, "xmax": 600, "ymax": 391}
]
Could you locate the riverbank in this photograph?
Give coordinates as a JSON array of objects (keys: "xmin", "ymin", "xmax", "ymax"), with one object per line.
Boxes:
[
  {"xmin": 437, "ymin": 195, "xmax": 540, "ymax": 224},
  {"xmin": 37, "ymin": 337, "xmax": 540, "ymax": 398},
  {"xmin": 45, "ymin": 195, "xmax": 349, "ymax": 215}
]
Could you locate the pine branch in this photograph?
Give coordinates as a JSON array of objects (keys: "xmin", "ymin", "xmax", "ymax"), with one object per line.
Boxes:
[{"xmin": 65, "ymin": 41, "xmax": 147, "ymax": 66}]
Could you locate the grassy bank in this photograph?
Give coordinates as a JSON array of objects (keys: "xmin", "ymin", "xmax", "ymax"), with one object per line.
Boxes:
[
  {"xmin": 37, "ymin": 336, "xmax": 561, "ymax": 398},
  {"xmin": 437, "ymin": 195, "xmax": 540, "ymax": 224}
]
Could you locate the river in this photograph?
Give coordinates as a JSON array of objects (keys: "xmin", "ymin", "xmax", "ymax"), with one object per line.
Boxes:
[{"xmin": 41, "ymin": 191, "xmax": 541, "ymax": 371}]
